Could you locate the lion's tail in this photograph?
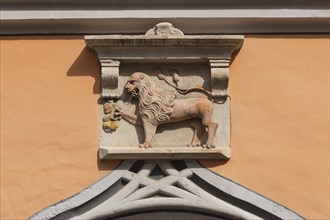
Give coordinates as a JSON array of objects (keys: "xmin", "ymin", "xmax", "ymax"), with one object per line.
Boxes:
[
  {"xmin": 176, "ymin": 86, "xmax": 212, "ymax": 97},
  {"xmin": 158, "ymin": 76, "xmax": 230, "ymax": 103}
]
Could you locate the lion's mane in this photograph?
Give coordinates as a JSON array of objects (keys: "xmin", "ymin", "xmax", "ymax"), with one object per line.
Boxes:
[{"xmin": 138, "ymin": 75, "xmax": 175, "ymax": 127}]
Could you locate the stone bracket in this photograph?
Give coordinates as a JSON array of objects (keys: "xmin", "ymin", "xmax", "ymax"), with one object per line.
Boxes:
[
  {"xmin": 99, "ymin": 58, "xmax": 120, "ymax": 99},
  {"xmin": 209, "ymin": 59, "xmax": 230, "ymax": 97}
]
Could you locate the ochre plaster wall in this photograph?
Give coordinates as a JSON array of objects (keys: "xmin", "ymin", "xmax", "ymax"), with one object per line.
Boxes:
[
  {"xmin": 201, "ymin": 35, "xmax": 329, "ymax": 219},
  {"xmin": 0, "ymin": 36, "xmax": 120, "ymax": 219},
  {"xmin": 1, "ymin": 36, "xmax": 329, "ymax": 220}
]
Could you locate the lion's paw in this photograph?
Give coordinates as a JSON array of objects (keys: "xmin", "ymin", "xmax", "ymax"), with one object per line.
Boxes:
[
  {"xmin": 188, "ymin": 142, "xmax": 201, "ymax": 148},
  {"xmin": 203, "ymin": 143, "xmax": 216, "ymax": 149},
  {"xmin": 139, "ymin": 143, "xmax": 152, "ymax": 149}
]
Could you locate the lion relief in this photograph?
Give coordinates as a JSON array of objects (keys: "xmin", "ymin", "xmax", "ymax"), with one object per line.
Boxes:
[{"xmin": 118, "ymin": 72, "xmax": 218, "ymax": 149}]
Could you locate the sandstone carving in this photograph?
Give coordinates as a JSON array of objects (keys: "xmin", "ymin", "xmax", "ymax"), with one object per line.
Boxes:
[
  {"xmin": 155, "ymin": 70, "xmax": 215, "ymax": 99},
  {"xmin": 102, "ymin": 102, "xmax": 121, "ymax": 133},
  {"xmin": 85, "ymin": 23, "xmax": 244, "ymax": 159},
  {"xmin": 145, "ymin": 22, "xmax": 184, "ymax": 37},
  {"xmin": 118, "ymin": 72, "xmax": 218, "ymax": 149}
]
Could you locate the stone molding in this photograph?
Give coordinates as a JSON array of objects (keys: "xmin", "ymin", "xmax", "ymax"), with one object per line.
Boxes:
[
  {"xmin": 1, "ymin": 0, "xmax": 329, "ymax": 34},
  {"xmin": 28, "ymin": 160, "xmax": 305, "ymax": 220}
]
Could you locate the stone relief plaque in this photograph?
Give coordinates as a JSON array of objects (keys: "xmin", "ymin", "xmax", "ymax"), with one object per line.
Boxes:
[{"xmin": 85, "ymin": 22, "xmax": 244, "ymax": 159}]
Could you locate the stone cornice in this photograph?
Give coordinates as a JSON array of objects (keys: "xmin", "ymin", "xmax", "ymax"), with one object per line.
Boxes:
[
  {"xmin": 85, "ymin": 35, "xmax": 244, "ymax": 49},
  {"xmin": 1, "ymin": 0, "xmax": 329, "ymax": 34}
]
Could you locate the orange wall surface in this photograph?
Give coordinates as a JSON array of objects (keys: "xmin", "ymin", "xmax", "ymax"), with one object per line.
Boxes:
[{"xmin": 1, "ymin": 36, "xmax": 329, "ymax": 220}]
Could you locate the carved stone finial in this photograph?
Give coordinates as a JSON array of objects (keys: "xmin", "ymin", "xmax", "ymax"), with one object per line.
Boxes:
[{"xmin": 145, "ymin": 22, "xmax": 184, "ymax": 38}]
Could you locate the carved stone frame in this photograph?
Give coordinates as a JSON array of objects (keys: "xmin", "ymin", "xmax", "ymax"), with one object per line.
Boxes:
[{"xmin": 85, "ymin": 23, "xmax": 244, "ymax": 160}]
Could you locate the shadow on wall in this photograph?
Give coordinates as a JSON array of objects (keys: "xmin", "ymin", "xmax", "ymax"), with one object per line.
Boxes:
[
  {"xmin": 199, "ymin": 159, "xmax": 229, "ymax": 168},
  {"xmin": 97, "ymin": 151, "xmax": 121, "ymax": 171},
  {"xmin": 67, "ymin": 46, "xmax": 122, "ymax": 170},
  {"xmin": 67, "ymin": 46, "xmax": 101, "ymax": 95}
]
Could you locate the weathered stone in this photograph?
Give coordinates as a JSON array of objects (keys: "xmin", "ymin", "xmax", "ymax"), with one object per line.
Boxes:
[
  {"xmin": 85, "ymin": 22, "xmax": 244, "ymax": 160},
  {"xmin": 145, "ymin": 22, "xmax": 184, "ymax": 37}
]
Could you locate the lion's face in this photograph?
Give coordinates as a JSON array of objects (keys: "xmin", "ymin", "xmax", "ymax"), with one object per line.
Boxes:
[{"xmin": 124, "ymin": 72, "xmax": 147, "ymax": 97}]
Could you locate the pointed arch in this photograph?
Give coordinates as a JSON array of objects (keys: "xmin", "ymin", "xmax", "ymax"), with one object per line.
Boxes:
[{"xmin": 29, "ymin": 160, "xmax": 304, "ymax": 220}]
